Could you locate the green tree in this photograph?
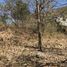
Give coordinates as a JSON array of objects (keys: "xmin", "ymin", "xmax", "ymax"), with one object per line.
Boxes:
[
  {"xmin": 4, "ymin": 0, "xmax": 29, "ymax": 23},
  {"xmin": 12, "ymin": 0, "xmax": 29, "ymax": 22}
]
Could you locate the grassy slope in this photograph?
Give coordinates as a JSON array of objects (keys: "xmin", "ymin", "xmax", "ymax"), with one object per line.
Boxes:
[{"xmin": 0, "ymin": 6, "xmax": 67, "ymax": 67}]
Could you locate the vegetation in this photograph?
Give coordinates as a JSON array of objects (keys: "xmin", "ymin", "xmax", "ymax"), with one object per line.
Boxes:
[{"xmin": 0, "ymin": 0, "xmax": 67, "ymax": 67}]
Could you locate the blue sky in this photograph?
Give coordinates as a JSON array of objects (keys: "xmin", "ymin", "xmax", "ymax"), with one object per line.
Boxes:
[
  {"xmin": 0, "ymin": 0, "xmax": 4, "ymax": 3},
  {"xmin": 0, "ymin": 0, "xmax": 67, "ymax": 13},
  {"xmin": 28, "ymin": 0, "xmax": 67, "ymax": 13},
  {"xmin": 56, "ymin": 0, "xmax": 67, "ymax": 7},
  {"xmin": 0, "ymin": 0, "xmax": 67, "ymax": 5}
]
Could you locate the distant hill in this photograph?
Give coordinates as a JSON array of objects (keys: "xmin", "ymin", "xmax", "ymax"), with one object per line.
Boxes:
[{"xmin": 55, "ymin": 6, "xmax": 67, "ymax": 17}]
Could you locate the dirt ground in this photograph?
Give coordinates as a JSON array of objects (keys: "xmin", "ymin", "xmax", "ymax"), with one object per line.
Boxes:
[{"xmin": 0, "ymin": 29, "xmax": 67, "ymax": 67}]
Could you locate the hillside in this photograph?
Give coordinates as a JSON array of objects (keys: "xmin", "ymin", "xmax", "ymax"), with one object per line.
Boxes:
[
  {"xmin": 0, "ymin": 6, "xmax": 67, "ymax": 67},
  {"xmin": 0, "ymin": 27, "xmax": 66, "ymax": 67},
  {"xmin": 54, "ymin": 6, "xmax": 67, "ymax": 17}
]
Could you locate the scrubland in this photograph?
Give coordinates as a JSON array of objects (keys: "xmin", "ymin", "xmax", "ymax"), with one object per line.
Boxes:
[{"xmin": 0, "ymin": 24, "xmax": 67, "ymax": 67}]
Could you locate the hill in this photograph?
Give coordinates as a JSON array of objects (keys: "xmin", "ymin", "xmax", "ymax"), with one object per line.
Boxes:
[
  {"xmin": 0, "ymin": 6, "xmax": 67, "ymax": 67},
  {"xmin": 54, "ymin": 6, "xmax": 67, "ymax": 17}
]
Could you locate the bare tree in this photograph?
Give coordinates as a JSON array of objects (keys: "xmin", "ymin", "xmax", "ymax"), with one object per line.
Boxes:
[
  {"xmin": 35, "ymin": 0, "xmax": 57, "ymax": 51},
  {"xmin": 35, "ymin": 0, "xmax": 42, "ymax": 51}
]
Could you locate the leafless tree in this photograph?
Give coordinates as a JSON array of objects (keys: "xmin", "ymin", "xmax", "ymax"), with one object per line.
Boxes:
[{"xmin": 35, "ymin": 0, "xmax": 57, "ymax": 51}]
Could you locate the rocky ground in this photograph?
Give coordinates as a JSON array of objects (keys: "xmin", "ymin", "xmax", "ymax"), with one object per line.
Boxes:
[{"xmin": 0, "ymin": 28, "xmax": 67, "ymax": 67}]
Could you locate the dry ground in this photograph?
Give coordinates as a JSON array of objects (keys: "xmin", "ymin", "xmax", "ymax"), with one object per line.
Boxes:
[{"xmin": 0, "ymin": 28, "xmax": 67, "ymax": 67}]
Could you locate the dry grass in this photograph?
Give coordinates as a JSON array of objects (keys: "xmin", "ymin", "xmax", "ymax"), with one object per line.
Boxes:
[{"xmin": 0, "ymin": 28, "xmax": 67, "ymax": 67}]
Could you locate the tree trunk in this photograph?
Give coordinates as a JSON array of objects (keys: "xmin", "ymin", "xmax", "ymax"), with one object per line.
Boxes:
[
  {"xmin": 36, "ymin": 0, "xmax": 42, "ymax": 51},
  {"xmin": 37, "ymin": 22, "xmax": 42, "ymax": 51}
]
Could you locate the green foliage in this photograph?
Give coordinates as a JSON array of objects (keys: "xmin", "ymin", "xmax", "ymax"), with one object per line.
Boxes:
[
  {"xmin": 9, "ymin": 0, "xmax": 29, "ymax": 21},
  {"xmin": 0, "ymin": 15, "xmax": 8, "ymax": 25}
]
